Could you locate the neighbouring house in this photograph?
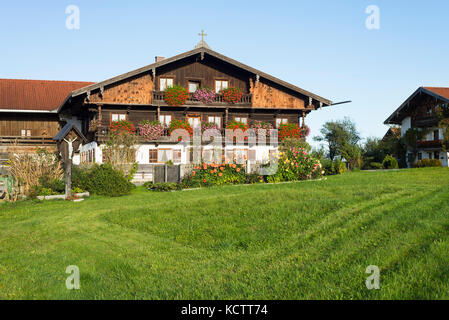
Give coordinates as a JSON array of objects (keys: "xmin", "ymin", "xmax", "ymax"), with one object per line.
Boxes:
[
  {"xmin": 0, "ymin": 79, "xmax": 94, "ymax": 156},
  {"xmin": 1, "ymin": 42, "xmax": 334, "ymax": 181},
  {"xmin": 384, "ymin": 86, "xmax": 449, "ymax": 167}
]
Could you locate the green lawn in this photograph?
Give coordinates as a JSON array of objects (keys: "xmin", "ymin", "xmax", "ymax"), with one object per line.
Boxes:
[{"xmin": 1, "ymin": 168, "xmax": 449, "ymax": 299}]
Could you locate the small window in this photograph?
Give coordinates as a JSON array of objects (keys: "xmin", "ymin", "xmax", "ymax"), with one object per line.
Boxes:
[
  {"xmin": 234, "ymin": 149, "xmax": 248, "ymax": 163},
  {"xmin": 188, "ymin": 81, "xmax": 200, "ymax": 93},
  {"xmin": 160, "ymin": 78, "xmax": 174, "ymax": 91},
  {"xmin": 434, "ymin": 130, "xmax": 440, "ymax": 141},
  {"xmin": 276, "ymin": 118, "xmax": 288, "ymax": 128},
  {"xmin": 234, "ymin": 117, "xmax": 247, "ymax": 124},
  {"xmin": 188, "ymin": 116, "xmax": 201, "ymax": 128},
  {"xmin": 111, "ymin": 113, "xmax": 126, "ymax": 122},
  {"xmin": 435, "ymin": 152, "xmax": 440, "ymax": 160},
  {"xmin": 21, "ymin": 129, "xmax": 31, "ymax": 137},
  {"xmin": 149, "ymin": 149, "xmax": 158, "ymax": 164},
  {"xmin": 215, "ymin": 80, "xmax": 229, "ymax": 93},
  {"xmin": 173, "ymin": 149, "xmax": 182, "ymax": 163},
  {"xmin": 159, "ymin": 115, "xmax": 172, "ymax": 127},
  {"xmin": 208, "ymin": 116, "xmax": 222, "ymax": 128},
  {"xmin": 418, "ymin": 153, "xmax": 422, "ymax": 161},
  {"xmin": 426, "ymin": 106, "xmax": 432, "ymax": 116}
]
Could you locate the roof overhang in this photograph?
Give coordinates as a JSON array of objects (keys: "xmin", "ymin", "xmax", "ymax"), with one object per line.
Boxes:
[
  {"xmin": 59, "ymin": 47, "xmax": 333, "ymax": 112},
  {"xmin": 384, "ymin": 87, "xmax": 449, "ymax": 125},
  {"xmin": 0, "ymin": 108, "xmax": 58, "ymax": 113}
]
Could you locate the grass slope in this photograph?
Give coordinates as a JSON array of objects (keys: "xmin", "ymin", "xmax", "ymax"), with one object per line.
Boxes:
[{"xmin": 0, "ymin": 168, "xmax": 449, "ymax": 299}]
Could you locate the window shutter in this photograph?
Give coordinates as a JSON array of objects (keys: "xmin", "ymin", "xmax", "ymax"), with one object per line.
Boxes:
[
  {"xmin": 149, "ymin": 149, "xmax": 157, "ymax": 163},
  {"xmin": 249, "ymin": 150, "xmax": 256, "ymax": 161}
]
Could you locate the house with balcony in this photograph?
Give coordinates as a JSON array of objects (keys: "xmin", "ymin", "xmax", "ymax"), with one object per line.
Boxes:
[
  {"xmin": 384, "ymin": 86, "xmax": 449, "ymax": 167},
  {"xmin": 1, "ymin": 42, "xmax": 335, "ymax": 179}
]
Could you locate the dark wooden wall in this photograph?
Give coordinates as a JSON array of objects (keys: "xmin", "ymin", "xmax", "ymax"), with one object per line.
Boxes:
[
  {"xmin": 0, "ymin": 113, "xmax": 60, "ymax": 137},
  {"xmin": 156, "ymin": 58, "xmax": 250, "ymax": 93}
]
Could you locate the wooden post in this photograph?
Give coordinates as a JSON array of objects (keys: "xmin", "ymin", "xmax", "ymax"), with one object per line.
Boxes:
[{"xmin": 65, "ymin": 159, "xmax": 72, "ymax": 199}]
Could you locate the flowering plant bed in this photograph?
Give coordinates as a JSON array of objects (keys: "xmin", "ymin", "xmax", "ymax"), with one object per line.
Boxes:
[
  {"xmin": 139, "ymin": 121, "xmax": 165, "ymax": 141},
  {"xmin": 193, "ymin": 88, "xmax": 215, "ymax": 104},
  {"xmin": 278, "ymin": 123, "xmax": 303, "ymax": 141},
  {"xmin": 110, "ymin": 120, "xmax": 135, "ymax": 134},
  {"xmin": 188, "ymin": 163, "xmax": 248, "ymax": 187},
  {"xmin": 267, "ymin": 147, "xmax": 323, "ymax": 182},
  {"xmin": 164, "ymin": 85, "xmax": 189, "ymax": 106},
  {"xmin": 222, "ymin": 87, "xmax": 243, "ymax": 104}
]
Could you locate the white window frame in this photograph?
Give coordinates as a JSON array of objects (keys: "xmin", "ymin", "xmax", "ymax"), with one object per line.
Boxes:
[
  {"xmin": 208, "ymin": 116, "xmax": 222, "ymax": 128},
  {"xmin": 160, "ymin": 78, "xmax": 174, "ymax": 91},
  {"xmin": 234, "ymin": 117, "xmax": 247, "ymax": 124},
  {"xmin": 215, "ymin": 80, "xmax": 229, "ymax": 93},
  {"xmin": 111, "ymin": 113, "xmax": 126, "ymax": 122},
  {"xmin": 159, "ymin": 115, "xmax": 172, "ymax": 127},
  {"xmin": 276, "ymin": 118, "xmax": 288, "ymax": 128}
]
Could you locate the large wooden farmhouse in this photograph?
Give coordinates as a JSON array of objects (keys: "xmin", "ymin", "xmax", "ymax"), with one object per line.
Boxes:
[
  {"xmin": 1, "ymin": 43, "xmax": 333, "ymax": 170},
  {"xmin": 384, "ymin": 86, "xmax": 449, "ymax": 167}
]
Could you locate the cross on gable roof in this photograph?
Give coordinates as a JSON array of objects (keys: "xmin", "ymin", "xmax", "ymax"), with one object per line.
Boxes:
[
  {"xmin": 53, "ymin": 122, "xmax": 87, "ymax": 142},
  {"xmin": 66, "ymin": 47, "xmax": 333, "ymax": 109}
]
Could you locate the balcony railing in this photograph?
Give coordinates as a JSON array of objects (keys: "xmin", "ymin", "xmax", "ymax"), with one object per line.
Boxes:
[
  {"xmin": 95, "ymin": 125, "xmax": 275, "ymax": 144},
  {"xmin": 416, "ymin": 139, "xmax": 442, "ymax": 148},
  {"xmin": 0, "ymin": 136, "xmax": 55, "ymax": 145},
  {"xmin": 153, "ymin": 91, "xmax": 252, "ymax": 106}
]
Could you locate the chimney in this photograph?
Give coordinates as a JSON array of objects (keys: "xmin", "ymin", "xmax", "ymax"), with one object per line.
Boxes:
[{"xmin": 155, "ymin": 56, "xmax": 165, "ymax": 63}]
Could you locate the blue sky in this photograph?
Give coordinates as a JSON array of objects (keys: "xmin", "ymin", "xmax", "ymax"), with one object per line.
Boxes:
[{"xmin": 1, "ymin": 0, "xmax": 448, "ymax": 147}]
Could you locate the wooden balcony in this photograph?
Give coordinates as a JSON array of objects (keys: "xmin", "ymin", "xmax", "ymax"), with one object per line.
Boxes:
[
  {"xmin": 412, "ymin": 116, "xmax": 439, "ymax": 128},
  {"xmin": 152, "ymin": 91, "xmax": 252, "ymax": 107},
  {"xmin": 416, "ymin": 139, "xmax": 442, "ymax": 148},
  {"xmin": 0, "ymin": 136, "xmax": 55, "ymax": 145}
]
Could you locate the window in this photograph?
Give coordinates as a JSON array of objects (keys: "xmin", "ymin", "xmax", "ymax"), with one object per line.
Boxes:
[
  {"xmin": 276, "ymin": 118, "xmax": 288, "ymax": 128},
  {"xmin": 428, "ymin": 152, "xmax": 433, "ymax": 159},
  {"xmin": 418, "ymin": 153, "xmax": 422, "ymax": 161},
  {"xmin": 111, "ymin": 113, "xmax": 126, "ymax": 122},
  {"xmin": 234, "ymin": 149, "xmax": 248, "ymax": 163},
  {"xmin": 188, "ymin": 81, "xmax": 200, "ymax": 93},
  {"xmin": 208, "ymin": 116, "xmax": 222, "ymax": 128},
  {"xmin": 159, "ymin": 115, "xmax": 172, "ymax": 127},
  {"xmin": 435, "ymin": 152, "xmax": 440, "ymax": 160},
  {"xmin": 188, "ymin": 116, "xmax": 201, "ymax": 128},
  {"xmin": 149, "ymin": 149, "xmax": 158, "ymax": 164},
  {"xmin": 158, "ymin": 149, "xmax": 173, "ymax": 163},
  {"xmin": 234, "ymin": 117, "xmax": 247, "ymax": 124},
  {"xmin": 215, "ymin": 80, "xmax": 229, "ymax": 93},
  {"xmin": 426, "ymin": 106, "xmax": 432, "ymax": 116},
  {"xmin": 173, "ymin": 149, "xmax": 182, "ymax": 163},
  {"xmin": 160, "ymin": 78, "xmax": 173, "ymax": 91},
  {"xmin": 21, "ymin": 129, "xmax": 31, "ymax": 137},
  {"xmin": 434, "ymin": 130, "xmax": 440, "ymax": 141}
]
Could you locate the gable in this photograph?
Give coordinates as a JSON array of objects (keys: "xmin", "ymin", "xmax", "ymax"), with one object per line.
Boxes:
[{"xmin": 68, "ymin": 47, "xmax": 332, "ymax": 110}]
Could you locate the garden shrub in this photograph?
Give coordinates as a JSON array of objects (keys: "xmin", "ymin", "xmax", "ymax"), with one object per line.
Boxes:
[
  {"xmin": 188, "ymin": 163, "xmax": 246, "ymax": 187},
  {"xmin": 146, "ymin": 182, "xmax": 182, "ymax": 192},
  {"xmin": 38, "ymin": 175, "xmax": 65, "ymax": 194},
  {"xmin": 268, "ymin": 147, "xmax": 324, "ymax": 181},
  {"xmin": 370, "ymin": 162, "xmax": 383, "ymax": 170},
  {"xmin": 321, "ymin": 159, "xmax": 346, "ymax": 175},
  {"xmin": 414, "ymin": 159, "xmax": 442, "ymax": 168},
  {"xmin": 382, "ymin": 155, "xmax": 399, "ymax": 169},
  {"xmin": 72, "ymin": 164, "xmax": 133, "ymax": 197}
]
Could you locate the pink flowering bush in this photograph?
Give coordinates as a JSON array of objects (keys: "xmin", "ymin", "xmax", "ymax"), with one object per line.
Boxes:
[
  {"xmin": 139, "ymin": 121, "xmax": 165, "ymax": 141},
  {"xmin": 251, "ymin": 120, "xmax": 274, "ymax": 137},
  {"xmin": 201, "ymin": 122, "xmax": 220, "ymax": 133},
  {"xmin": 267, "ymin": 146, "xmax": 323, "ymax": 182},
  {"xmin": 193, "ymin": 88, "xmax": 216, "ymax": 104}
]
